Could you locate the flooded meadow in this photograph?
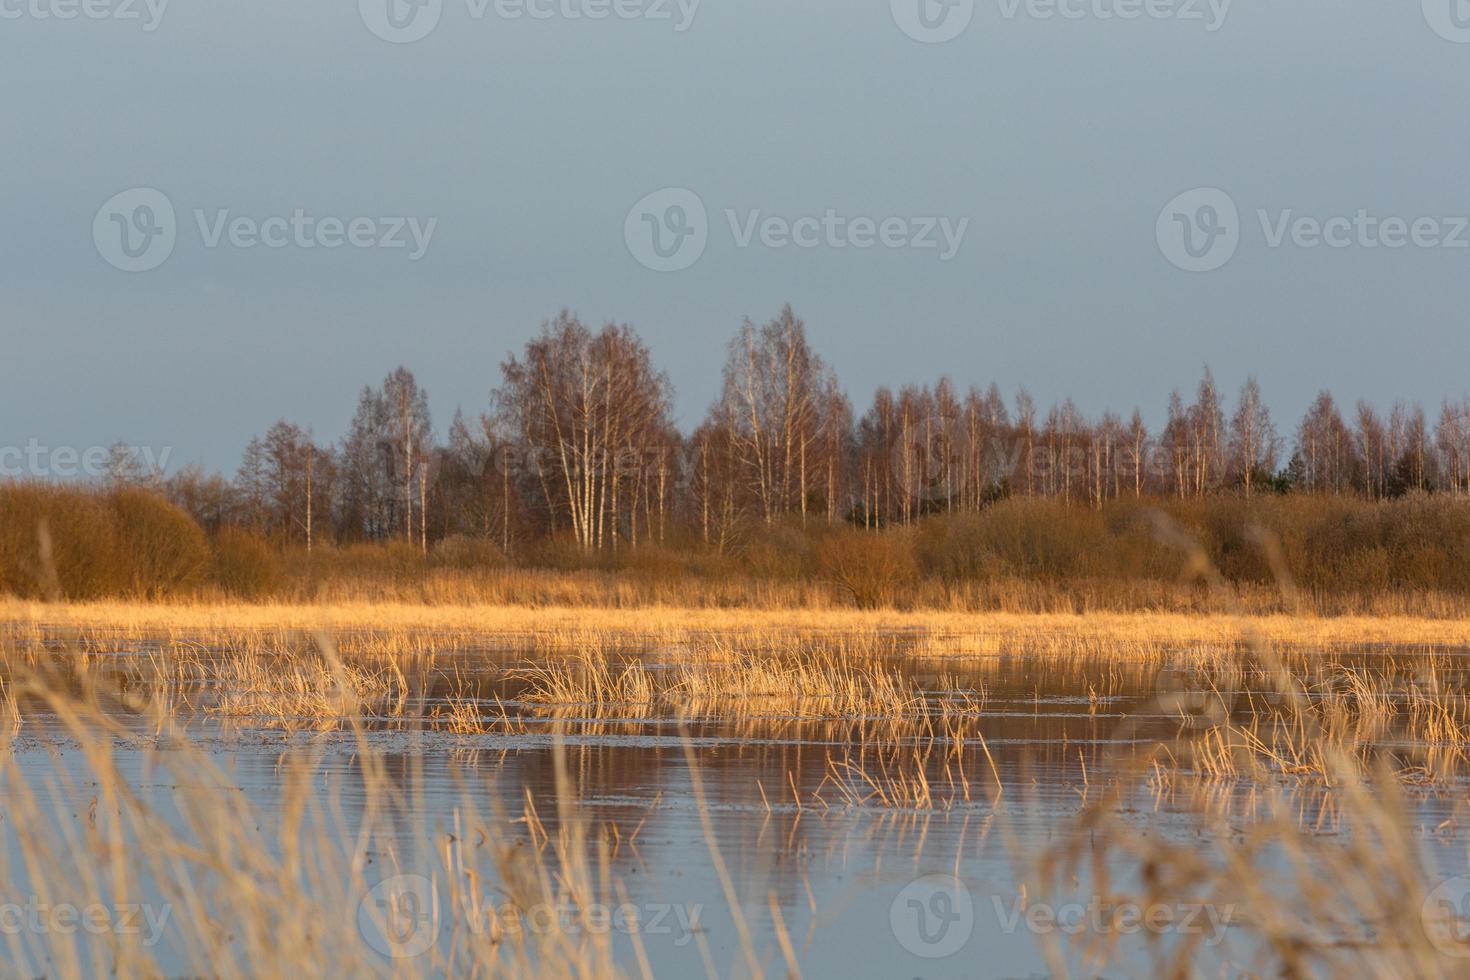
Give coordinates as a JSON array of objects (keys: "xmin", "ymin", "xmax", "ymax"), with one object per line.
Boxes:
[{"xmin": 3, "ymin": 622, "xmax": 1470, "ymax": 977}]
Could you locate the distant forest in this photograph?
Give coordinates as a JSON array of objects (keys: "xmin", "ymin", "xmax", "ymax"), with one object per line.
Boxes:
[{"xmin": 127, "ymin": 305, "xmax": 1469, "ymax": 556}]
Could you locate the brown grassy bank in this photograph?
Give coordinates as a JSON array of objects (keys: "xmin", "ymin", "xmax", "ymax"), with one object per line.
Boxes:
[
  {"xmin": 8, "ymin": 600, "xmax": 1470, "ymax": 655},
  {"xmin": 8, "ymin": 483, "xmax": 1470, "ymax": 618}
]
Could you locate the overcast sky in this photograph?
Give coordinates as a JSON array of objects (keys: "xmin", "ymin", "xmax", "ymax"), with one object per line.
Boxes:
[{"xmin": 5, "ymin": 0, "xmax": 1470, "ymax": 472}]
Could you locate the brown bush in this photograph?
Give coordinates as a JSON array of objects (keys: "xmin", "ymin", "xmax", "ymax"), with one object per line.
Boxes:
[
  {"xmin": 211, "ymin": 527, "xmax": 282, "ymax": 599},
  {"xmin": 0, "ymin": 484, "xmax": 210, "ymax": 600},
  {"xmin": 915, "ymin": 498, "xmax": 1180, "ymax": 585},
  {"xmin": 816, "ymin": 528, "xmax": 917, "ymax": 609},
  {"xmin": 6, "ymin": 477, "xmax": 1470, "ymax": 612},
  {"xmin": 0, "ymin": 483, "xmax": 123, "ymax": 599},
  {"xmin": 108, "ymin": 488, "xmax": 210, "ymax": 598},
  {"xmin": 429, "ymin": 535, "xmax": 506, "ymax": 571},
  {"xmin": 738, "ymin": 521, "xmax": 814, "ymax": 580},
  {"xmin": 604, "ymin": 542, "xmax": 691, "ymax": 579}
]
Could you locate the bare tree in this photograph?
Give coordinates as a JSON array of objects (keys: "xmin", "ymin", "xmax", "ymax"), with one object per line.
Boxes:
[
  {"xmin": 235, "ymin": 421, "xmax": 334, "ymax": 545},
  {"xmin": 1435, "ymin": 399, "xmax": 1470, "ymax": 495},
  {"xmin": 1296, "ymin": 391, "xmax": 1357, "ymax": 493},
  {"xmin": 1390, "ymin": 401, "xmax": 1430, "ymax": 495},
  {"xmin": 1356, "ymin": 402, "xmax": 1389, "ymax": 500},
  {"xmin": 497, "ymin": 312, "xmax": 674, "ymax": 553},
  {"xmin": 711, "ymin": 306, "xmax": 840, "ymax": 525},
  {"xmin": 338, "ymin": 370, "xmax": 431, "ymax": 543},
  {"xmin": 1124, "ymin": 409, "xmax": 1150, "ymax": 498},
  {"xmin": 1163, "ymin": 391, "xmax": 1190, "ymax": 498},
  {"xmin": 1228, "ymin": 376, "xmax": 1278, "ymax": 496}
]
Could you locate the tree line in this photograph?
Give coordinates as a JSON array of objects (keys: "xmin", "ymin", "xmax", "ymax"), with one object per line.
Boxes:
[{"xmin": 143, "ymin": 305, "xmax": 1470, "ymax": 556}]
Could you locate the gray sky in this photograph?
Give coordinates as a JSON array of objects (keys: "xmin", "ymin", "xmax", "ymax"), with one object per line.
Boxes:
[{"xmin": 4, "ymin": 0, "xmax": 1470, "ymax": 473}]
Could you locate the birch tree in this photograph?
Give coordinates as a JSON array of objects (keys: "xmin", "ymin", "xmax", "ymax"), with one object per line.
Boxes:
[{"xmin": 497, "ymin": 312, "xmax": 674, "ymax": 553}]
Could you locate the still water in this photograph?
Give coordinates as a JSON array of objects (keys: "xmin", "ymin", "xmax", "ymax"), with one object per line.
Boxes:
[{"xmin": 7, "ymin": 643, "xmax": 1470, "ymax": 978}]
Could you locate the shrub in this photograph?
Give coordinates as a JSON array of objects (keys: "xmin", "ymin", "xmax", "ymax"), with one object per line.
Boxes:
[
  {"xmin": 816, "ymin": 528, "xmax": 917, "ymax": 609},
  {"xmin": 606, "ymin": 542, "xmax": 690, "ymax": 580},
  {"xmin": 307, "ymin": 542, "xmax": 428, "ymax": 584},
  {"xmin": 917, "ymin": 499, "xmax": 1139, "ymax": 583},
  {"xmin": 108, "ymin": 488, "xmax": 210, "ymax": 598},
  {"xmin": 526, "ymin": 534, "xmax": 596, "ymax": 572},
  {"xmin": 0, "ymin": 484, "xmax": 123, "ymax": 599},
  {"xmin": 429, "ymin": 535, "xmax": 506, "ymax": 571},
  {"xmin": 738, "ymin": 520, "xmax": 813, "ymax": 580},
  {"xmin": 211, "ymin": 527, "xmax": 282, "ymax": 599}
]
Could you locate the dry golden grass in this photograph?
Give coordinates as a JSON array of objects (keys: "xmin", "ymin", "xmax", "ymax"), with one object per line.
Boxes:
[
  {"xmin": 1166, "ymin": 655, "xmax": 1470, "ymax": 785},
  {"xmin": 0, "ymin": 665, "xmax": 640, "ymax": 977},
  {"xmin": 819, "ymin": 726, "xmax": 980, "ymax": 811},
  {"xmin": 1, "ymin": 609, "xmax": 1469, "ymax": 973},
  {"xmin": 195, "ymin": 649, "xmax": 411, "ymax": 729},
  {"xmin": 1015, "ymin": 517, "xmax": 1470, "ymax": 977},
  {"xmin": 9, "ymin": 598, "xmax": 1470, "ymax": 659},
  {"xmin": 514, "ymin": 652, "xmax": 660, "ymax": 714},
  {"xmin": 515, "ymin": 646, "xmax": 920, "ymax": 719}
]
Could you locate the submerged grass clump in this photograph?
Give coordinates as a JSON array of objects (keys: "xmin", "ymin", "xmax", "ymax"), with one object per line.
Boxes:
[
  {"xmin": 196, "ymin": 649, "xmax": 411, "ymax": 728},
  {"xmin": 513, "ymin": 645, "xmax": 921, "ymax": 719}
]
